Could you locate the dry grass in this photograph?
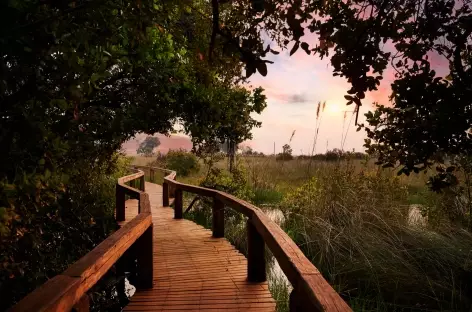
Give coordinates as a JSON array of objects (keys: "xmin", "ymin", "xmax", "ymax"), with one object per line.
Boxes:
[{"xmin": 128, "ymin": 155, "xmax": 155, "ymax": 166}]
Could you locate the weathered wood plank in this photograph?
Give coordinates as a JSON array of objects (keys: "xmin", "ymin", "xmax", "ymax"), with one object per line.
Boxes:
[
  {"xmin": 63, "ymin": 213, "xmax": 152, "ymax": 283},
  {"xmin": 118, "ymin": 171, "xmax": 144, "ymax": 184},
  {"xmin": 165, "ymin": 179, "xmax": 215, "ymax": 198},
  {"xmin": 10, "ymin": 275, "xmax": 81, "ymax": 312},
  {"xmin": 124, "ymin": 183, "xmax": 275, "ymax": 312}
]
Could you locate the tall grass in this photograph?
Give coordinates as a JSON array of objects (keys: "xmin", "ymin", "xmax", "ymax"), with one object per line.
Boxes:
[
  {"xmin": 279, "ymin": 162, "xmax": 472, "ymax": 311},
  {"xmin": 131, "ymin": 150, "xmax": 472, "ymax": 311},
  {"xmin": 183, "ymin": 156, "xmax": 472, "ymax": 311}
]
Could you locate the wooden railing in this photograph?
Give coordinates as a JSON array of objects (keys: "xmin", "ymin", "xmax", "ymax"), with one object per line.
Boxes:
[
  {"xmin": 137, "ymin": 165, "xmax": 352, "ymax": 312},
  {"xmin": 10, "ymin": 168, "xmax": 153, "ymax": 312}
]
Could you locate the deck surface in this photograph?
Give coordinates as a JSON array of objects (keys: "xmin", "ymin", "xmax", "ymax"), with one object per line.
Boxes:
[{"xmin": 121, "ymin": 182, "xmax": 275, "ymax": 311}]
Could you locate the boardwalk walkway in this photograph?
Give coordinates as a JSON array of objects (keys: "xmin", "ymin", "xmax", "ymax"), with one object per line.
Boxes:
[{"xmin": 121, "ymin": 182, "xmax": 276, "ymax": 312}]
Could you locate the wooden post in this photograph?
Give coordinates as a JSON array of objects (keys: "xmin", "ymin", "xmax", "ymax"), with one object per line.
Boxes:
[
  {"xmin": 72, "ymin": 294, "xmax": 89, "ymax": 312},
  {"xmin": 289, "ymin": 289, "xmax": 321, "ymax": 312},
  {"xmin": 174, "ymin": 188, "xmax": 183, "ymax": 219},
  {"xmin": 116, "ymin": 184, "xmax": 126, "ymax": 222},
  {"xmin": 163, "ymin": 181, "xmax": 169, "ymax": 207},
  {"xmin": 130, "ymin": 179, "xmax": 136, "ymax": 189},
  {"xmin": 247, "ymin": 219, "xmax": 266, "ymax": 282},
  {"xmin": 212, "ymin": 198, "xmax": 224, "ymax": 238},
  {"xmin": 135, "ymin": 225, "xmax": 153, "ymax": 289},
  {"xmin": 150, "ymin": 169, "xmax": 154, "ymax": 183},
  {"xmin": 139, "ymin": 193, "xmax": 151, "ymax": 214},
  {"xmin": 140, "ymin": 175, "xmax": 145, "ymax": 192},
  {"xmin": 116, "ymin": 252, "xmax": 129, "ymax": 307}
]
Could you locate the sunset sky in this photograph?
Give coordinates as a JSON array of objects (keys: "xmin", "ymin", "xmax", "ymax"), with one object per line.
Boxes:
[
  {"xmin": 126, "ymin": 36, "xmax": 450, "ymax": 156},
  {"xmin": 245, "ymin": 36, "xmax": 450, "ymax": 155},
  {"xmin": 245, "ymin": 48, "xmax": 380, "ymax": 155}
]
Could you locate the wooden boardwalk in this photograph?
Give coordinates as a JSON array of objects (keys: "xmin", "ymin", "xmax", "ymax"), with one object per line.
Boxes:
[{"xmin": 121, "ymin": 182, "xmax": 276, "ymax": 312}]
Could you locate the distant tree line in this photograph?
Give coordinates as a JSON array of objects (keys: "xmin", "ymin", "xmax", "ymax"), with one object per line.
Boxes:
[{"xmin": 298, "ymin": 149, "xmax": 367, "ymax": 161}]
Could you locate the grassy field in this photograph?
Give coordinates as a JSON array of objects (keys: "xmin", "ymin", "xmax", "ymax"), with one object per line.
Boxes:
[{"xmin": 130, "ymin": 154, "xmax": 472, "ymax": 311}]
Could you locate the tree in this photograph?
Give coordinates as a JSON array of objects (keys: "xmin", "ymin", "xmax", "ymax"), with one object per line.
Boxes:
[
  {"xmin": 186, "ymin": 86, "xmax": 267, "ymax": 172},
  {"xmin": 203, "ymin": 0, "xmax": 471, "ymax": 188},
  {"xmin": 137, "ymin": 137, "xmax": 160, "ymax": 156},
  {"xmin": 277, "ymin": 144, "xmax": 293, "ymax": 161},
  {"xmin": 0, "ymin": 0, "xmax": 268, "ymax": 308},
  {"xmin": 282, "ymin": 144, "xmax": 292, "ymax": 156},
  {"xmin": 242, "ymin": 146, "xmax": 254, "ymax": 156}
]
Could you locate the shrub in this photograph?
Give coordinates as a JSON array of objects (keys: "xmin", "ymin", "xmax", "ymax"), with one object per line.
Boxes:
[
  {"xmin": 281, "ymin": 165, "xmax": 472, "ymax": 311},
  {"xmin": 0, "ymin": 154, "xmax": 129, "ymax": 310},
  {"xmin": 275, "ymin": 153, "xmax": 294, "ymax": 161},
  {"xmin": 165, "ymin": 149, "xmax": 200, "ymax": 177}
]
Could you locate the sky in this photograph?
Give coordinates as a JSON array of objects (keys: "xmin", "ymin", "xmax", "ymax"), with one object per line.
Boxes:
[
  {"xmin": 243, "ymin": 35, "xmax": 452, "ymax": 155},
  {"xmin": 124, "ymin": 31, "xmax": 451, "ymax": 156},
  {"xmin": 245, "ymin": 48, "xmax": 384, "ymax": 155}
]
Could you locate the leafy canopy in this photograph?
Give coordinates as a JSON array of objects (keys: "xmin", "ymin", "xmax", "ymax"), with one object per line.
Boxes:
[
  {"xmin": 0, "ymin": 0, "xmax": 268, "ymax": 308},
  {"xmin": 207, "ymin": 0, "xmax": 471, "ymax": 186}
]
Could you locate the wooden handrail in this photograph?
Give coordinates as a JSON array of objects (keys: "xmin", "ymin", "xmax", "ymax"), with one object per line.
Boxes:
[
  {"xmin": 11, "ymin": 169, "xmax": 153, "ymax": 312},
  {"xmin": 143, "ymin": 166, "xmax": 351, "ymax": 312}
]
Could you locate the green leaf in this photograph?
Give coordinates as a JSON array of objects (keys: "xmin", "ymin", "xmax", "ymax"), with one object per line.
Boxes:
[
  {"xmin": 300, "ymin": 42, "xmax": 310, "ymax": 55},
  {"xmin": 256, "ymin": 61, "xmax": 267, "ymax": 76},
  {"xmin": 290, "ymin": 42, "xmax": 300, "ymax": 56}
]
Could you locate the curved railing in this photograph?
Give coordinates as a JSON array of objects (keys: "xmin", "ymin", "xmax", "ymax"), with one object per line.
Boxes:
[
  {"xmin": 12, "ymin": 164, "xmax": 351, "ymax": 312},
  {"xmin": 10, "ymin": 168, "xmax": 153, "ymax": 312},
  {"xmin": 135, "ymin": 165, "xmax": 351, "ymax": 312}
]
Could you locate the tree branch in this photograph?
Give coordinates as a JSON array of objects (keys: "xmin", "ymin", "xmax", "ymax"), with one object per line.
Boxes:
[{"xmin": 209, "ymin": 0, "xmax": 219, "ymax": 63}]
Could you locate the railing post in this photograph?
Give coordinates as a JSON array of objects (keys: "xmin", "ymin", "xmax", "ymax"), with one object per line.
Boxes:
[
  {"xmin": 150, "ymin": 169, "xmax": 154, "ymax": 183},
  {"xmin": 289, "ymin": 288, "xmax": 321, "ymax": 312},
  {"xmin": 247, "ymin": 219, "xmax": 266, "ymax": 282},
  {"xmin": 212, "ymin": 197, "xmax": 224, "ymax": 238},
  {"xmin": 116, "ymin": 251, "xmax": 130, "ymax": 307},
  {"xmin": 135, "ymin": 224, "xmax": 153, "ymax": 289},
  {"xmin": 174, "ymin": 188, "xmax": 183, "ymax": 219},
  {"xmin": 130, "ymin": 179, "xmax": 136, "ymax": 189},
  {"xmin": 140, "ymin": 175, "xmax": 145, "ymax": 192},
  {"xmin": 116, "ymin": 184, "xmax": 125, "ymax": 222},
  {"xmin": 163, "ymin": 181, "xmax": 169, "ymax": 207},
  {"xmin": 139, "ymin": 192, "xmax": 151, "ymax": 214}
]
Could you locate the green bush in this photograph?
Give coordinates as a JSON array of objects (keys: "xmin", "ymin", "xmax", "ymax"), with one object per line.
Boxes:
[
  {"xmin": 275, "ymin": 153, "xmax": 293, "ymax": 161},
  {"xmin": 0, "ymin": 154, "xmax": 129, "ymax": 310},
  {"xmin": 165, "ymin": 149, "xmax": 200, "ymax": 177}
]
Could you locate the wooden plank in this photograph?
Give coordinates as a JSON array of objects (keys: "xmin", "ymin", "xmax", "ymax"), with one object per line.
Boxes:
[
  {"xmin": 10, "ymin": 275, "xmax": 81, "ymax": 312},
  {"xmin": 252, "ymin": 210, "xmax": 351, "ymax": 311},
  {"xmin": 215, "ymin": 192, "xmax": 258, "ymax": 217},
  {"xmin": 124, "ymin": 183, "xmax": 275, "ymax": 312},
  {"xmin": 119, "ymin": 171, "xmax": 144, "ymax": 184},
  {"xmin": 63, "ymin": 213, "xmax": 152, "ymax": 283},
  {"xmin": 165, "ymin": 179, "xmax": 215, "ymax": 198},
  {"xmin": 119, "ymin": 183, "xmax": 141, "ymax": 198}
]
